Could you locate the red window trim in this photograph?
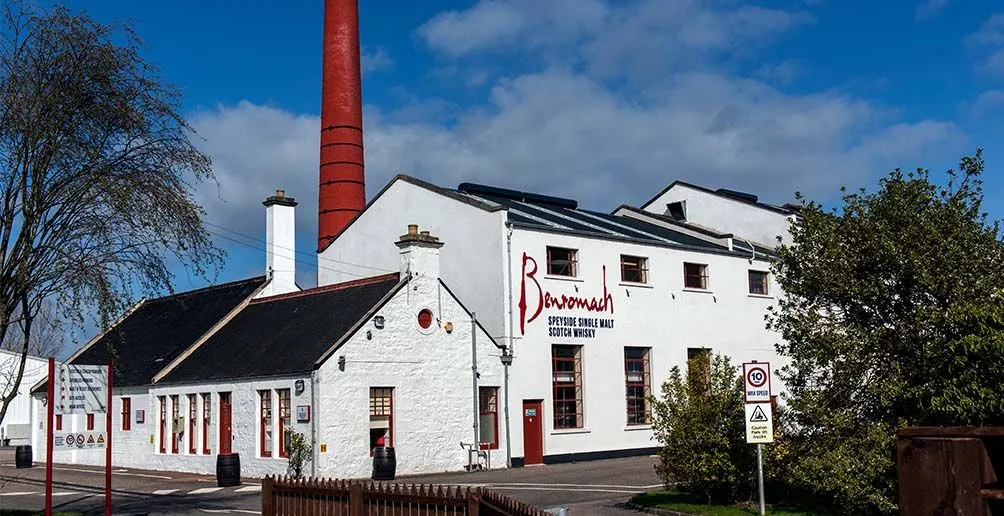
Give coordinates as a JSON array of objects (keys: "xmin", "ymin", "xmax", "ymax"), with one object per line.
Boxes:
[
  {"xmin": 479, "ymin": 386, "xmax": 500, "ymax": 450},
  {"xmin": 552, "ymin": 345, "xmax": 583, "ymax": 429},
  {"xmin": 369, "ymin": 387, "xmax": 394, "ymax": 457},
  {"xmin": 260, "ymin": 390, "xmax": 272, "ymax": 458},
  {"xmin": 278, "ymin": 389, "xmax": 290, "ymax": 458},
  {"xmin": 121, "ymin": 398, "xmax": 131, "ymax": 431},
  {"xmin": 202, "ymin": 393, "xmax": 211, "ymax": 455},
  {"xmin": 86, "ymin": 413, "xmax": 94, "ymax": 431},
  {"xmin": 170, "ymin": 395, "xmax": 179, "ymax": 454},
  {"xmin": 158, "ymin": 396, "xmax": 166, "ymax": 453},
  {"xmin": 624, "ymin": 347, "xmax": 651, "ymax": 426},
  {"xmin": 55, "ymin": 414, "xmax": 62, "ymax": 431},
  {"xmin": 188, "ymin": 394, "xmax": 197, "ymax": 454}
]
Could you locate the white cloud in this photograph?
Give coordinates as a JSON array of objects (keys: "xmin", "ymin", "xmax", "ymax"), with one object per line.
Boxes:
[
  {"xmin": 915, "ymin": 0, "xmax": 949, "ymax": 20},
  {"xmin": 186, "ymin": 0, "xmax": 966, "ymax": 285},
  {"xmin": 969, "ymin": 14, "xmax": 1004, "ymax": 78},
  {"xmin": 966, "ymin": 90, "xmax": 1004, "ymax": 116},
  {"xmin": 361, "ymin": 47, "xmax": 393, "ymax": 75}
]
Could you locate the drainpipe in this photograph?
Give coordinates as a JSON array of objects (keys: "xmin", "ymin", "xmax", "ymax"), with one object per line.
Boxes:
[
  {"xmin": 310, "ymin": 368, "xmax": 318, "ymax": 477},
  {"xmin": 504, "ymin": 223, "xmax": 514, "ymax": 468},
  {"xmin": 471, "ymin": 312, "xmax": 480, "ymax": 470}
]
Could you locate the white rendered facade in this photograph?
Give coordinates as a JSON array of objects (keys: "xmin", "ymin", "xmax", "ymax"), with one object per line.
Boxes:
[{"xmin": 2, "ymin": 350, "xmax": 48, "ymax": 446}]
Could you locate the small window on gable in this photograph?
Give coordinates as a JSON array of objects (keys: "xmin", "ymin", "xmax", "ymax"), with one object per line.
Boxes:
[
  {"xmin": 749, "ymin": 270, "xmax": 769, "ymax": 295},
  {"xmin": 684, "ymin": 262, "xmax": 708, "ymax": 290},
  {"xmin": 547, "ymin": 247, "xmax": 578, "ymax": 277},
  {"xmin": 667, "ymin": 201, "xmax": 686, "ymax": 221},
  {"xmin": 621, "ymin": 255, "xmax": 648, "ymax": 284}
]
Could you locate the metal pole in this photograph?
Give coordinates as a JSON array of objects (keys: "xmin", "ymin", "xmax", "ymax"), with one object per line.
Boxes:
[
  {"xmin": 503, "ymin": 350, "xmax": 511, "ymax": 468},
  {"xmin": 105, "ymin": 358, "xmax": 113, "ymax": 516},
  {"xmin": 756, "ymin": 443, "xmax": 765, "ymax": 516},
  {"xmin": 45, "ymin": 358, "xmax": 54, "ymax": 516},
  {"xmin": 471, "ymin": 312, "xmax": 479, "ymax": 469}
]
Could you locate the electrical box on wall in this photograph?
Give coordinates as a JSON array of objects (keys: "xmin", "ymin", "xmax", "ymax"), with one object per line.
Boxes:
[{"xmin": 296, "ymin": 405, "xmax": 310, "ymax": 423}]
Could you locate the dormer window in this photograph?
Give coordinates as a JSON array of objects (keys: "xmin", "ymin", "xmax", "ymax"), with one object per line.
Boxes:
[{"xmin": 667, "ymin": 201, "xmax": 687, "ymax": 221}]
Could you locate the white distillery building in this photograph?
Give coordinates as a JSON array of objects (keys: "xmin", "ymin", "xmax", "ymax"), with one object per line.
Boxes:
[
  {"xmin": 30, "ymin": 191, "xmax": 507, "ymax": 479},
  {"xmin": 317, "ymin": 177, "xmax": 798, "ymax": 467},
  {"xmin": 2, "ymin": 349, "xmax": 49, "ymax": 446}
]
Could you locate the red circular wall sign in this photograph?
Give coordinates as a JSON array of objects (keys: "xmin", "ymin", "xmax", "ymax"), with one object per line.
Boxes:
[
  {"xmin": 417, "ymin": 309, "xmax": 433, "ymax": 329},
  {"xmin": 746, "ymin": 367, "xmax": 767, "ymax": 388}
]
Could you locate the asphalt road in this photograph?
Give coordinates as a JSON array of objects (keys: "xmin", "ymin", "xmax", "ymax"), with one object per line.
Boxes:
[{"xmin": 0, "ymin": 449, "xmax": 662, "ymax": 515}]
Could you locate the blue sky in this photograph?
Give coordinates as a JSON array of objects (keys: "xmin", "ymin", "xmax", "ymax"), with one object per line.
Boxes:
[{"xmin": 45, "ymin": 0, "xmax": 1004, "ymax": 296}]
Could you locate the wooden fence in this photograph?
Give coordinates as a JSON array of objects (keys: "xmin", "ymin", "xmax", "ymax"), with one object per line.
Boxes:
[{"xmin": 261, "ymin": 476, "xmax": 551, "ymax": 516}]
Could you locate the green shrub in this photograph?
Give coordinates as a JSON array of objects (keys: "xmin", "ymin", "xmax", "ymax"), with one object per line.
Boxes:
[{"xmin": 650, "ymin": 352, "xmax": 754, "ymax": 504}]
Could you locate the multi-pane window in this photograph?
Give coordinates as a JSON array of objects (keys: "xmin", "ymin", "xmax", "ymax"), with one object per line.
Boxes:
[
  {"xmin": 748, "ymin": 270, "xmax": 769, "ymax": 295},
  {"xmin": 369, "ymin": 387, "xmax": 394, "ymax": 454},
  {"xmin": 158, "ymin": 396, "xmax": 166, "ymax": 453},
  {"xmin": 259, "ymin": 390, "xmax": 272, "ymax": 458},
  {"xmin": 552, "ymin": 345, "xmax": 583, "ymax": 429},
  {"xmin": 546, "ymin": 246, "xmax": 578, "ymax": 277},
  {"xmin": 620, "ymin": 255, "xmax": 649, "ymax": 284},
  {"xmin": 121, "ymin": 398, "xmax": 131, "ymax": 431},
  {"xmin": 188, "ymin": 394, "xmax": 197, "ymax": 454},
  {"xmin": 625, "ymin": 347, "xmax": 652, "ymax": 425},
  {"xmin": 278, "ymin": 389, "xmax": 290, "ymax": 458},
  {"xmin": 170, "ymin": 395, "xmax": 179, "ymax": 454},
  {"xmin": 201, "ymin": 393, "xmax": 211, "ymax": 455},
  {"xmin": 86, "ymin": 413, "xmax": 94, "ymax": 431},
  {"xmin": 684, "ymin": 262, "xmax": 708, "ymax": 289},
  {"xmin": 479, "ymin": 387, "xmax": 499, "ymax": 450}
]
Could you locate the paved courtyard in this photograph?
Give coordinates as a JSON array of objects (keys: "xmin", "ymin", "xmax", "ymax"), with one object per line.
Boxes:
[{"xmin": 0, "ymin": 448, "xmax": 662, "ymax": 515}]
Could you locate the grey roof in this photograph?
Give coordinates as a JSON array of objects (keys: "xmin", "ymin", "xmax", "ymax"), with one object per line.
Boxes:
[{"xmin": 453, "ymin": 183, "xmax": 758, "ymax": 257}]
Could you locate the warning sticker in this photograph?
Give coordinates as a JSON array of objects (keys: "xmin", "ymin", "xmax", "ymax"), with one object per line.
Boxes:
[
  {"xmin": 745, "ymin": 403, "xmax": 774, "ymax": 444},
  {"xmin": 749, "ymin": 405, "xmax": 769, "ymax": 423}
]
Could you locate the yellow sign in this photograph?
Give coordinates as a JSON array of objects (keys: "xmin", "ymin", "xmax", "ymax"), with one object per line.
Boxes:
[
  {"xmin": 87, "ymin": 434, "xmax": 95, "ymax": 444},
  {"xmin": 319, "ymin": 443, "xmax": 327, "ymax": 453},
  {"xmin": 97, "ymin": 434, "xmax": 104, "ymax": 444},
  {"xmin": 150, "ymin": 435, "xmax": 154, "ymax": 444}
]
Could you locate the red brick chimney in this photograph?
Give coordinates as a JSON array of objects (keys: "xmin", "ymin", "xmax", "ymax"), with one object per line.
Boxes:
[{"xmin": 318, "ymin": 0, "xmax": 365, "ymax": 250}]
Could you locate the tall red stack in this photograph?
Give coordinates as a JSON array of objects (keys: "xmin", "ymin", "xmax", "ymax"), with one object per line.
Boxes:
[{"xmin": 318, "ymin": 0, "xmax": 365, "ymax": 250}]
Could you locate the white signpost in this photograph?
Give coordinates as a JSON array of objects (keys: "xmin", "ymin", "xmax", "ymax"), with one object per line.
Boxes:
[
  {"xmin": 55, "ymin": 364, "xmax": 108, "ymax": 414},
  {"xmin": 743, "ymin": 361, "xmax": 773, "ymax": 516}
]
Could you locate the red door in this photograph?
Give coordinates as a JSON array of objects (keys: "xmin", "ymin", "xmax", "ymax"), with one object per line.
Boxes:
[
  {"xmin": 219, "ymin": 392, "xmax": 232, "ymax": 455},
  {"xmin": 522, "ymin": 400, "xmax": 544, "ymax": 465}
]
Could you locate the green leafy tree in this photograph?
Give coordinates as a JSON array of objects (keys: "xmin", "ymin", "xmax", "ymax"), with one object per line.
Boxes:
[
  {"xmin": 0, "ymin": 0, "xmax": 223, "ymax": 426},
  {"xmin": 767, "ymin": 150, "xmax": 1004, "ymax": 514},
  {"xmin": 650, "ymin": 352, "xmax": 754, "ymax": 504}
]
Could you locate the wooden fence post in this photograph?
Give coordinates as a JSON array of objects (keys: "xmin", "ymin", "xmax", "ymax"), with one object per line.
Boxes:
[
  {"xmin": 468, "ymin": 488, "xmax": 480, "ymax": 516},
  {"xmin": 261, "ymin": 476, "xmax": 274, "ymax": 516},
  {"xmin": 349, "ymin": 482, "xmax": 364, "ymax": 516}
]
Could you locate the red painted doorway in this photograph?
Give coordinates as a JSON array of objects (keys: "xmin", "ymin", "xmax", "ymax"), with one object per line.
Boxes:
[
  {"xmin": 522, "ymin": 400, "xmax": 544, "ymax": 465},
  {"xmin": 219, "ymin": 392, "xmax": 232, "ymax": 455}
]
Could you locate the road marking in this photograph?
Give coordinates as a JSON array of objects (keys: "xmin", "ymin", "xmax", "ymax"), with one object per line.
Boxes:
[
  {"xmin": 153, "ymin": 489, "xmax": 180, "ymax": 495},
  {"xmin": 0, "ymin": 491, "xmax": 38, "ymax": 496},
  {"xmin": 198, "ymin": 510, "xmax": 260, "ymax": 514},
  {"xmin": 189, "ymin": 487, "xmax": 224, "ymax": 495},
  {"xmin": 51, "ymin": 491, "xmax": 80, "ymax": 497},
  {"xmin": 235, "ymin": 485, "xmax": 262, "ymax": 492},
  {"xmin": 53, "ymin": 466, "xmax": 172, "ymax": 480}
]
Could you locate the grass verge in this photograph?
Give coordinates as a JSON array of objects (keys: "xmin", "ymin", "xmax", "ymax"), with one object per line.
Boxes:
[{"xmin": 630, "ymin": 491, "xmax": 829, "ymax": 516}]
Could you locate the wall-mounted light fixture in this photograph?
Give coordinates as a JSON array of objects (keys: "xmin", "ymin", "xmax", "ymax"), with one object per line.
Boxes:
[
  {"xmin": 373, "ymin": 315, "xmax": 385, "ymax": 329},
  {"xmin": 294, "ymin": 379, "xmax": 305, "ymax": 395},
  {"xmin": 338, "ymin": 355, "xmax": 346, "ymax": 371},
  {"xmin": 500, "ymin": 349, "xmax": 513, "ymax": 367},
  {"xmin": 366, "ymin": 330, "xmax": 372, "ymax": 340}
]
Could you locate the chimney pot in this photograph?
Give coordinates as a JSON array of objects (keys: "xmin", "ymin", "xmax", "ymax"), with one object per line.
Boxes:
[
  {"xmin": 408, "ymin": 224, "xmax": 418, "ymax": 236},
  {"xmin": 420, "ymin": 230, "xmax": 430, "ymax": 237},
  {"xmin": 276, "ymin": 189, "xmax": 285, "ymax": 198}
]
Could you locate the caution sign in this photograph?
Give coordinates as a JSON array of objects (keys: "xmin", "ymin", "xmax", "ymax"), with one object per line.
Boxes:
[
  {"xmin": 97, "ymin": 434, "xmax": 104, "ymax": 444},
  {"xmin": 53, "ymin": 432, "xmax": 105, "ymax": 450},
  {"xmin": 745, "ymin": 402, "xmax": 774, "ymax": 444}
]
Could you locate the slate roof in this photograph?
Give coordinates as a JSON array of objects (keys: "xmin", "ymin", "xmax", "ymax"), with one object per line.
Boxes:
[
  {"xmin": 641, "ymin": 180, "xmax": 796, "ymax": 216},
  {"xmin": 68, "ymin": 276, "xmax": 266, "ymax": 387},
  {"xmin": 158, "ymin": 274, "xmax": 402, "ymax": 384},
  {"xmin": 453, "ymin": 183, "xmax": 739, "ymax": 254}
]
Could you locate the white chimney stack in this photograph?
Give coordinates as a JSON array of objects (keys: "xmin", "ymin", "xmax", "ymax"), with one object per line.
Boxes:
[
  {"xmin": 395, "ymin": 224, "xmax": 444, "ymax": 280},
  {"xmin": 260, "ymin": 189, "xmax": 299, "ymax": 297}
]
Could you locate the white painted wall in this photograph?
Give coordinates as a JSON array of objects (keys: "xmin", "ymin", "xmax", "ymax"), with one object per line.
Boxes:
[
  {"xmin": 642, "ymin": 184, "xmax": 795, "ymax": 248},
  {"xmin": 505, "ymin": 227, "xmax": 787, "ymax": 462},
  {"xmin": 33, "ymin": 377, "xmax": 312, "ymax": 479},
  {"xmin": 314, "ymin": 273, "xmax": 507, "ymax": 478},
  {"xmin": 317, "ymin": 179, "xmax": 509, "ymax": 340},
  {"xmin": 1, "ymin": 350, "xmax": 48, "ymax": 446}
]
